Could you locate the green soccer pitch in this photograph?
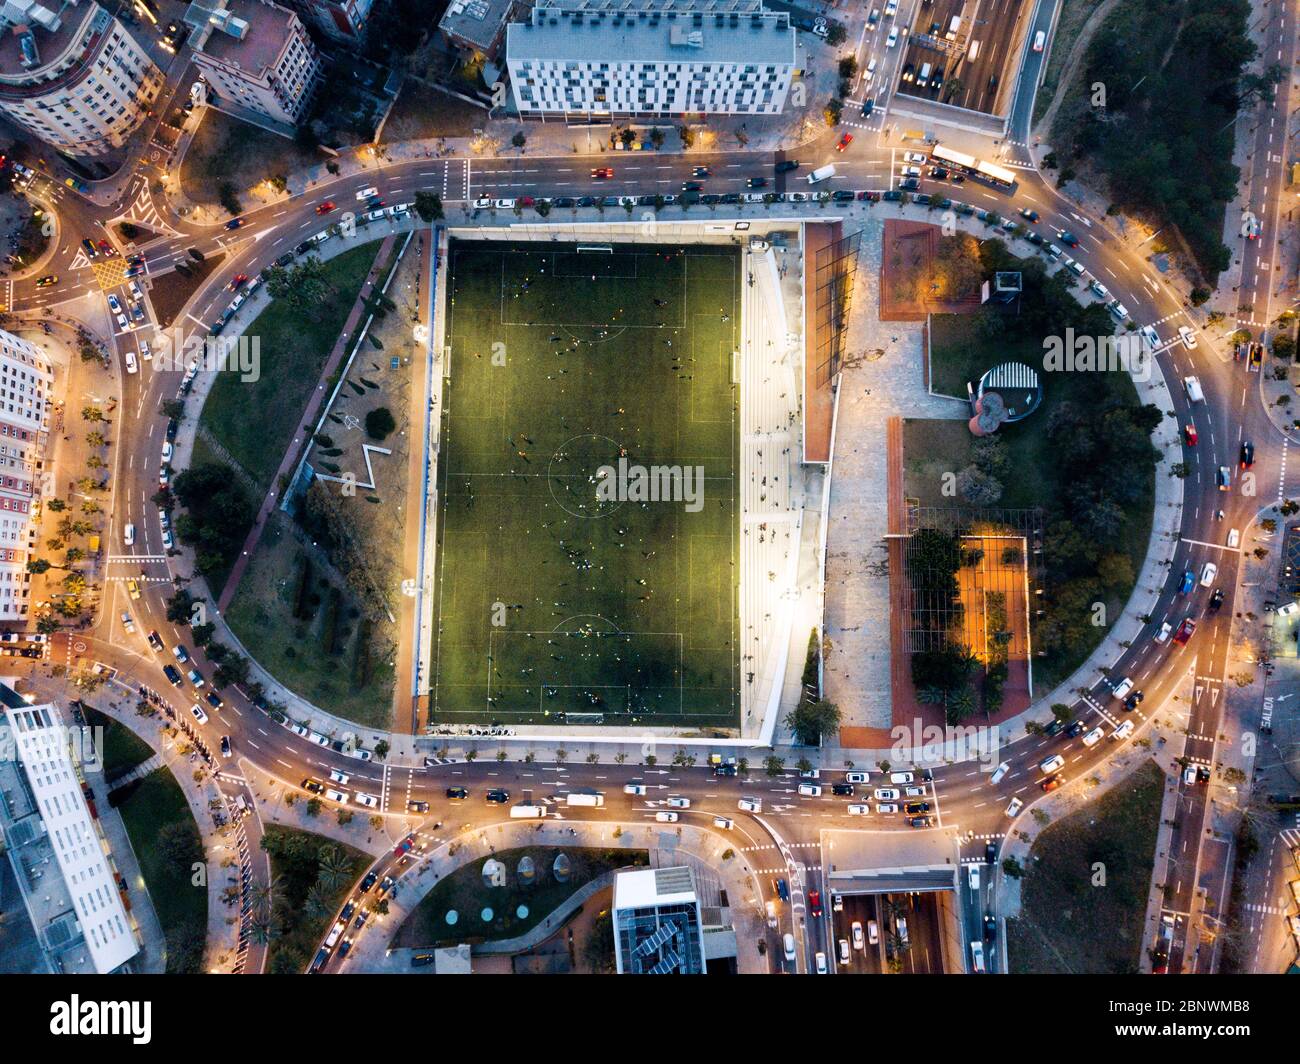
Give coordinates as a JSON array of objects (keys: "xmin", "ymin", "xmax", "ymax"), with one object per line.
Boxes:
[{"xmin": 429, "ymin": 240, "xmax": 741, "ymax": 728}]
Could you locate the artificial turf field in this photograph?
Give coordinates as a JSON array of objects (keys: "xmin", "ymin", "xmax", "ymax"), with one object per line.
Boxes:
[{"xmin": 430, "ymin": 240, "xmax": 741, "ymax": 728}]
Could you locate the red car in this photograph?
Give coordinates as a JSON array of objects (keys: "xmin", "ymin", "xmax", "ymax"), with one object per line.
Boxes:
[
  {"xmin": 808, "ymin": 890, "xmax": 822, "ymax": 918},
  {"xmin": 1041, "ymin": 774, "xmax": 1063, "ymax": 792},
  {"xmin": 1183, "ymin": 424, "xmax": 1197, "ymax": 446},
  {"xmin": 836, "ymin": 133, "xmax": 853, "ymax": 152},
  {"xmin": 228, "ymin": 273, "xmax": 248, "ymax": 291},
  {"xmin": 97, "ymin": 239, "xmax": 112, "ymax": 254},
  {"xmin": 1173, "ymin": 618, "xmax": 1196, "ymax": 645},
  {"xmin": 591, "ymin": 167, "xmax": 614, "ymax": 179},
  {"xmin": 316, "ymin": 201, "xmax": 337, "ymax": 215},
  {"xmin": 394, "ymin": 834, "xmax": 414, "ymax": 856}
]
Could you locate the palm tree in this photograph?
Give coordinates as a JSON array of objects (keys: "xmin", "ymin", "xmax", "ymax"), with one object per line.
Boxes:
[
  {"xmin": 316, "ymin": 845, "xmax": 350, "ymax": 892},
  {"xmin": 304, "ymin": 883, "xmax": 332, "ymax": 921},
  {"xmin": 249, "ymin": 874, "xmax": 282, "ymax": 916}
]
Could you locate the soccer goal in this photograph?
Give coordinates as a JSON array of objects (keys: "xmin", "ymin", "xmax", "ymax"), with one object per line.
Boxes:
[{"xmin": 576, "ymin": 245, "xmax": 614, "ymax": 254}]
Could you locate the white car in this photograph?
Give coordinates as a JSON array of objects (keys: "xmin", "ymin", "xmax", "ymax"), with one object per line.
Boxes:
[
  {"xmin": 329, "ymin": 769, "xmax": 350, "ymax": 785},
  {"xmin": 120, "ymin": 610, "xmax": 135, "ymax": 633},
  {"xmin": 107, "ymin": 294, "xmax": 122, "ymax": 313},
  {"xmin": 116, "ymin": 313, "xmax": 130, "ymax": 332},
  {"xmin": 355, "ymin": 186, "xmax": 378, "ymax": 201},
  {"xmin": 865, "ymin": 58, "xmax": 877, "ymax": 83},
  {"xmin": 1140, "ymin": 325, "xmax": 1161, "ymax": 351},
  {"xmin": 162, "ymin": 441, "xmax": 173, "ymax": 463},
  {"xmin": 1005, "ymin": 796, "xmax": 1024, "ymax": 818},
  {"xmin": 1111, "ymin": 677, "xmax": 1133, "ymax": 700},
  {"xmin": 667, "ymin": 796, "xmax": 691, "ymax": 808},
  {"xmin": 1178, "ymin": 325, "xmax": 1197, "ymax": 349},
  {"xmin": 799, "ymin": 768, "xmax": 820, "ymax": 779},
  {"xmin": 712, "ymin": 816, "xmax": 734, "ymax": 830},
  {"xmin": 1039, "ymin": 754, "xmax": 1065, "ymax": 774},
  {"xmin": 654, "ymin": 811, "xmax": 679, "ymax": 822},
  {"xmin": 815, "ymin": 951, "xmax": 828, "ymax": 975},
  {"xmin": 161, "ymin": 529, "xmax": 174, "ymax": 550},
  {"xmin": 877, "ymin": 803, "xmax": 899, "ymax": 814},
  {"xmin": 886, "ymin": 26, "xmax": 898, "ymax": 47},
  {"xmin": 1200, "ymin": 562, "xmax": 1218, "ymax": 587},
  {"xmin": 884, "ymin": 0, "xmax": 897, "ymax": 15},
  {"xmin": 968, "ymin": 865, "xmax": 981, "ymax": 891},
  {"xmin": 624, "ymin": 783, "xmax": 647, "ymax": 796},
  {"xmin": 1182, "ymin": 765, "xmax": 1197, "ymax": 786},
  {"xmin": 139, "ymin": 340, "xmax": 151, "ymax": 361},
  {"xmin": 874, "ymin": 788, "xmax": 900, "ymax": 801},
  {"xmin": 494, "ymin": 198, "xmax": 516, "ymax": 209},
  {"xmin": 1032, "ymin": 29, "xmax": 1046, "ymax": 51},
  {"xmin": 990, "ymin": 762, "xmax": 1010, "ymax": 784},
  {"xmin": 1154, "ymin": 621, "xmax": 1173, "ymax": 644},
  {"xmin": 846, "ymin": 772, "xmax": 869, "ymax": 783},
  {"xmin": 847, "ymin": 803, "xmax": 871, "ymax": 815},
  {"xmin": 123, "ymin": 523, "xmax": 135, "ymax": 546},
  {"xmin": 738, "ymin": 797, "xmax": 762, "ymax": 812},
  {"xmin": 1108, "ymin": 301, "xmax": 1130, "ymax": 322},
  {"xmin": 124, "ymin": 349, "xmax": 138, "ymax": 374},
  {"xmin": 190, "ymin": 704, "xmax": 208, "ymax": 725},
  {"xmin": 851, "ymin": 921, "xmax": 865, "ymax": 950},
  {"xmin": 798, "ymin": 783, "xmax": 822, "ymax": 797},
  {"xmin": 889, "ymin": 772, "xmax": 915, "ymax": 784},
  {"xmin": 324, "ymin": 788, "xmax": 349, "ymax": 804},
  {"xmin": 903, "ymin": 152, "xmax": 927, "ymax": 164},
  {"xmin": 355, "ymin": 793, "xmax": 379, "ymax": 808},
  {"xmin": 868, "ymin": 919, "xmax": 880, "ymax": 945},
  {"xmin": 903, "ymin": 786, "xmax": 926, "ymax": 797},
  {"xmin": 901, "ymin": 165, "xmax": 922, "ymax": 177},
  {"xmin": 838, "ymin": 939, "xmax": 851, "ymax": 964},
  {"xmin": 1227, "ymin": 528, "xmax": 1240, "ymax": 549},
  {"xmin": 1112, "ymin": 720, "xmax": 1135, "ymax": 741},
  {"xmin": 1082, "ymin": 726, "xmax": 1104, "ymax": 748}
]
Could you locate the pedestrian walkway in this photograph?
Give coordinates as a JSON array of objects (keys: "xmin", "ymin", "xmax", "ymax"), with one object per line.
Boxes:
[
  {"xmin": 216, "ymin": 233, "xmax": 400, "ymax": 614},
  {"xmin": 106, "ymin": 752, "xmax": 162, "ymax": 790}
]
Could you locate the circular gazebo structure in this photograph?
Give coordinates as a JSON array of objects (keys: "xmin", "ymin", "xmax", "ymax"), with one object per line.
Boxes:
[{"xmin": 972, "ymin": 361, "xmax": 1043, "ymax": 434}]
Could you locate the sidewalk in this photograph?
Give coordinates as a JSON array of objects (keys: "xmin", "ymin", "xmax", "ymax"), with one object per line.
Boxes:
[{"xmin": 215, "ymin": 232, "xmax": 399, "ymax": 614}]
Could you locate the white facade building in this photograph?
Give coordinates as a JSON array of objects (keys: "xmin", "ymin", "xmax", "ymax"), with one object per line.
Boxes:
[
  {"xmin": 184, "ymin": 0, "xmax": 321, "ymax": 127},
  {"xmin": 506, "ymin": 0, "xmax": 796, "ymax": 116},
  {"xmin": 0, "ymin": 688, "xmax": 140, "ymax": 973},
  {"xmin": 0, "ymin": 329, "xmax": 51, "ymax": 621},
  {"xmin": 0, "ymin": 0, "xmax": 164, "ymax": 158}
]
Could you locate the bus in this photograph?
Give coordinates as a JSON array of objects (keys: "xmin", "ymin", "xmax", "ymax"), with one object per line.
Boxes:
[
  {"xmin": 930, "ymin": 144, "xmax": 978, "ymax": 173},
  {"xmin": 974, "ymin": 159, "xmax": 1018, "ymax": 190}
]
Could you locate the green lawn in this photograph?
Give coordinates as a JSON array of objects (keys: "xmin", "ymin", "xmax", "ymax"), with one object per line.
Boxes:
[
  {"xmin": 431, "ymin": 242, "xmax": 740, "ymax": 727},
  {"xmin": 199, "ymin": 241, "xmax": 382, "ymax": 496},
  {"xmin": 394, "ymin": 846, "xmax": 646, "ymax": 948},
  {"xmin": 82, "ymin": 705, "xmax": 154, "ymax": 781},
  {"xmin": 1007, "ymin": 760, "xmax": 1164, "ymax": 973},
  {"xmin": 224, "ymin": 512, "xmax": 396, "ymax": 728},
  {"xmin": 115, "ymin": 768, "xmax": 208, "ymax": 974}
]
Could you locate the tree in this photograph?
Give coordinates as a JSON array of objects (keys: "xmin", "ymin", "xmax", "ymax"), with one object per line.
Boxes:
[
  {"xmin": 365, "ymin": 407, "xmax": 396, "ymax": 440},
  {"xmin": 825, "ymin": 22, "xmax": 846, "ymax": 46},
  {"xmin": 156, "ymin": 821, "xmax": 203, "ymax": 869},
  {"xmin": 172, "ymin": 463, "xmax": 256, "ymax": 578},
  {"xmin": 824, "ymin": 97, "xmax": 843, "ymax": 126},
  {"xmin": 784, "ymin": 699, "xmax": 841, "ymax": 745},
  {"xmin": 837, "ymin": 56, "xmax": 858, "ymax": 80},
  {"xmin": 1273, "ymin": 334, "xmax": 1296, "ymax": 362},
  {"xmin": 191, "ymin": 622, "xmax": 216, "ymax": 646},
  {"xmin": 956, "ymin": 465, "xmax": 1003, "ymax": 505},
  {"xmin": 305, "ymin": 798, "xmax": 322, "ymax": 818},
  {"xmin": 316, "ymin": 845, "xmax": 352, "ymax": 891},
  {"xmin": 649, "ymin": 128, "xmax": 665, "ymax": 150},
  {"xmin": 511, "ymin": 131, "xmax": 527, "ymax": 149},
  {"xmin": 264, "ymin": 257, "xmax": 330, "ymax": 309},
  {"xmin": 375, "ymin": 739, "xmax": 390, "ymax": 761},
  {"xmin": 218, "ymin": 181, "xmax": 242, "ymax": 216},
  {"xmin": 82, "ymin": 406, "xmax": 104, "ymax": 423},
  {"xmin": 414, "ymin": 191, "xmax": 444, "ymax": 222},
  {"xmin": 25, "ymin": 558, "xmax": 50, "ymax": 575},
  {"xmin": 678, "ymin": 125, "xmax": 695, "ymax": 149},
  {"xmin": 160, "ymin": 399, "xmax": 185, "ymax": 421},
  {"xmin": 764, "ymin": 755, "xmax": 785, "ymax": 776},
  {"xmin": 46, "ymin": 498, "xmax": 66, "ymax": 512},
  {"xmin": 36, "ymin": 614, "xmax": 60, "ymax": 635}
]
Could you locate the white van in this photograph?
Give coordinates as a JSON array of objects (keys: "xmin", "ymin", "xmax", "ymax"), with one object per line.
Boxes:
[
  {"xmin": 1183, "ymin": 376, "xmax": 1204, "ymax": 403},
  {"xmin": 1111, "ymin": 676, "xmax": 1134, "ymax": 700},
  {"xmin": 917, "ymin": 62, "xmax": 932, "ymax": 88},
  {"xmin": 566, "ymin": 791, "xmax": 605, "ymax": 807},
  {"xmin": 510, "ymin": 803, "xmax": 546, "ymax": 818},
  {"xmin": 968, "ymin": 864, "xmax": 981, "ymax": 891},
  {"xmin": 797, "ymin": 783, "xmax": 822, "ymax": 797},
  {"xmin": 783, "ymin": 933, "xmax": 796, "ymax": 962},
  {"xmin": 739, "ymin": 797, "xmax": 762, "ymax": 812},
  {"xmin": 889, "ymin": 771, "xmax": 915, "ymax": 784},
  {"xmin": 123, "ymin": 523, "xmax": 136, "ymax": 546},
  {"xmin": 968, "ymin": 40, "xmax": 980, "ymax": 61},
  {"xmin": 807, "ymin": 164, "xmax": 837, "ymax": 184}
]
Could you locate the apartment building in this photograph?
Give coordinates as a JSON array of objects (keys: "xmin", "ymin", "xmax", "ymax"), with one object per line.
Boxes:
[
  {"xmin": 183, "ymin": 0, "xmax": 321, "ymax": 127},
  {"xmin": 0, "ymin": 686, "xmax": 141, "ymax": 974},
  {"xmin": 0, "ymin": 329, "xmax": 51, "ymax": 621},
  {"xmin": 505, "ymin": 0, "xmax": 796, "ymax": 116},
  {"xmin": 0, "ymin": 0, "xmax": 164, "ymax": 158},
  {"xmin": 279, "ymin": 0, "xmax": 372, "ymax": 41}
]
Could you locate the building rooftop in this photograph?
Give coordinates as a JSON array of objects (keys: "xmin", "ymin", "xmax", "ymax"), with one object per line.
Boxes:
[
  {"xmin": 0, "ymin": 0, "xmax": 104, "ymax": 91},
  {"xmin": 614, "ymin": 865, "xmax": 697, "ymax": 910},
  {"xmin": 439, "ymin": 0, "xmax": 516, "ymax": 51},
  {"xmin": 508, "ymin": 4, "xmax": 795, "ymax": 66},
  {"xmin": 184, "ymin": 0, "xmax": 293, "ymax": 73}
]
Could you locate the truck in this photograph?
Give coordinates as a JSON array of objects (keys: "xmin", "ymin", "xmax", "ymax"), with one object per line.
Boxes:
[
  {"xmin": 565, "ymin": 791, "xmax": 604, "ymax": 807},
  {"xmin": 807, "ymin": 164, "xmax": 837, "ymax": 184},
  {"xmin": 509, "ymin": 803, "xmax": 546, "ymax": 818}
]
